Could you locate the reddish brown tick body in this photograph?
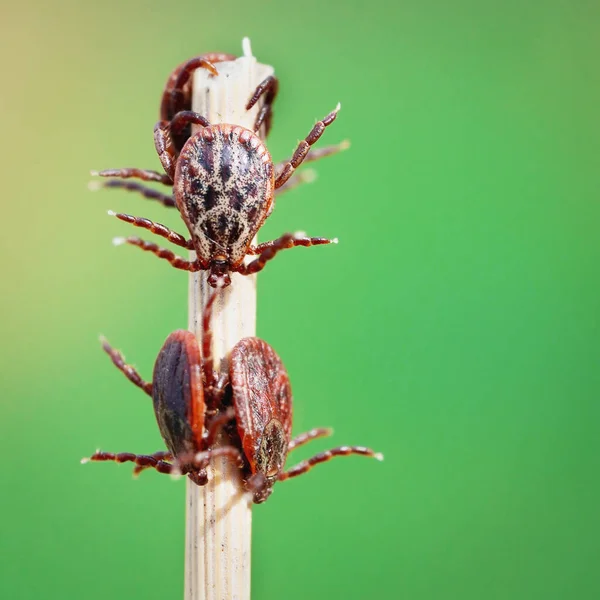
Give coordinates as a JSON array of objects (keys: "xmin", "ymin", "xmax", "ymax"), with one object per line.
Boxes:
[
  {"xmin": 93, "ymin": 53, "xmax": 345, "ymax": 287},
  {"xmin": 85, "ymin": 293, "xmax": 382, "ymax": 503}
]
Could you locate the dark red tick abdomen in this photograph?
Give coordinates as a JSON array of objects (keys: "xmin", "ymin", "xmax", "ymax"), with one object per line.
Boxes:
[
  {"xmin": 230, "ymin": 338, "xmax": 292, "ymax": 491},
  {"xmin": 174, "ymin": 125, "xmax": 274, "ymax": 269},
  {"xmin": 152, "ymin": 330, "xmax": 205, "ymax": 460}
]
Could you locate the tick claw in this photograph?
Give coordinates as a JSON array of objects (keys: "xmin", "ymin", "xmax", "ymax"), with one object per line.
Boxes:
[
  {"xmin": 112, "ymin": 237, "xmax": 126, "ymax": 246},
  {"xmin": 88, "ymin": 180, "xmax": 102, "ymax": 191},
  {"xmin": 107, "ymin": 210, "xmax": 116, "ymax": 217},
  {"xmin": 80, "ymin": 457, "xmax": 90, "ymax": 464},
  {"xmin": 374, "ymin": 453, "xmax": 384, "ymax": 462}
]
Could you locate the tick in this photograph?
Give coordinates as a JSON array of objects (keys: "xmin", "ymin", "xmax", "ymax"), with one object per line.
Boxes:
[
  {"xmin": 83, "ymin": 292, "xmax": 382, "ymax": 502},
  {"xmin": 159, "ymin": 51, "xmax": 277, "ymax": 153},
  {"xmin": 92, "ymin": 56, "xmax": 347, "ymax": 286}
]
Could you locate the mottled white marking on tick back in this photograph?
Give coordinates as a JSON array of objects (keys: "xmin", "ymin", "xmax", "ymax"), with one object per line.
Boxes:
[
  {"xmin": 176, "ymin": 125, "xmax": 274, "ymax": 267},
  {"xmin": 293, "ymin": 231, "xmax": 307, "ymax": 239}
]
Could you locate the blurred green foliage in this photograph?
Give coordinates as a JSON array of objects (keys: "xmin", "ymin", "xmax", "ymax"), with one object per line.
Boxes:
[{"xmin": 1, "ymin": 0, "xmax": 599, "ymax": 598}]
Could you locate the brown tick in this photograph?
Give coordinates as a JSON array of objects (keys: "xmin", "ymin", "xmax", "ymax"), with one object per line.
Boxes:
[
  {"xmin": 92, "ymin": 54, "xmax": 347, "ymax": 287},
  {"xmin": 83, "ymin": 292, "xmax": 382, "ymax": 502}
]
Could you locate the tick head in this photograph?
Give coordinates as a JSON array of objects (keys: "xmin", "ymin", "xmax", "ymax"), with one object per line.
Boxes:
[
  {"xmin": 246, "ymin": 472, "xmax": 273, "ymax": 504},
  {"xmin": 207, "ymin": 257, "xmax": 232, "ymax": 288},
  {"xmin": 253, "ymin": 419, "xmax": 287, "ymax": 495}
]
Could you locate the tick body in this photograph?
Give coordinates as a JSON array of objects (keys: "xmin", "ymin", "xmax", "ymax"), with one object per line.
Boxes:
[
  {"xmin": 94, "ymin": 54, "xmax": 346, "ymax": 286},
  {"xmin": 175, "ymin": 125, "xmax": 275, "ymax": 286},
  {"xmin": 84, "ymin": 294, "xmax": 382, "ymax": 502},
  {"xmin": 85, "ymin": 293, "xmax": 241, "ymax": 485}
]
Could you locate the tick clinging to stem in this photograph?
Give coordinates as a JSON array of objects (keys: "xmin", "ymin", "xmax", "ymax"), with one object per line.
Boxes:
[
  {"xmin": 92, "ymin": 53, "xmax": 347, "ymax": 287},
  {"xmin": 83, "ymin": 291, "xmax": 382, "ymax": 503}
]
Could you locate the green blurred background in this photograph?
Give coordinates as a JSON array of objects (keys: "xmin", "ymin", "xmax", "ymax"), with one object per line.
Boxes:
[{"xmin": 1, "ymin": 0, "xmax": 599, "ymax": 598}]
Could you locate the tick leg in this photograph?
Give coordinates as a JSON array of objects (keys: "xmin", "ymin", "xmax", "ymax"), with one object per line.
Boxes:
[
  {"xmin": 274, "ymin": 168, "xmax": 317, "ymax": 198},
  {"xmin": 203, "ymin": 408, "xmax": 236, "ymax": 448},
  {"xmin": 154, "ymin": 120, "xmax": 178, "ymax": 181},
  {"xmin": 170, "ymin": 111, "xmax": 210, "ymax": 136},
  {"xmin": 201, "ymin": 289, "xmax": 221, "ymax": 387},
  {"xmin": 247, "ymin": 233, "xmax": 337, "ymax": 256},
  {"xmin": 239, "ymin": 233, "xmax": 337, "ymax": 275},
  {"xmin": 91, "ymin": 180, "xmax": 176, "ymax": 209},
  {"xmin": 192, "ymin": 445, "xmax": 244, "ymax": 470},
  {"xmin": 274, "ymin": 140, "xmax": 350, "ymax": 178},
  {"xmin": 161, "ymin": 53, "xmax": 235, "ymax": 121},
  {"xmin": 278, "ymin": 445, "xmax": 383, "ymax": 482},
  {"xmin": 246, "ymin": 75, "xmax": 279, "ymax": 134},
  {"xmin": 288, "ymin": 428, "xmax": 333, "ymax": 452},
  {"xmin": 83, "ymin": 450, "xmax": 176, "ymax": 476},
  {"xmin": 169, "ymin": 56, "xmax": 219, "ymax": 116},
  {"xmin": 109, "ymin": 211, "xmax": 192, "ymax": 249},
  {"xmin": 274, "ymin": 104, "xmax": 341, "ymax": 189},
  {"xmin": 100, "ymin": 338, "xmax": 152, "ymax": 396},
  {"xmin": 133, "ymin": 451, "xmax": 174, "ymax": 475},
  {"xmin": 93, "ymin": 168, "xmax": 172, "ymax": 186},
  {"xmin": 114, "ymin": 237, "xmax": 203, "ymax": 272}
]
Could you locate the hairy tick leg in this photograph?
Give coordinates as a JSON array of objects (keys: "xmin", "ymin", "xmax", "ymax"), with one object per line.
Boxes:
[
  {"xmin": 274, "ymin": 168, "xmax": 317, "ymax": 198},
  {"xmin": 202, "ymin": 408, "xmax": 236, "ymax": 449},
  {"xmin": 108, "ymin": 211, "xmax": 192, "ymax": 249},
  {"xmin": 241, "ymin": 233, "xmax": 337, "ymax": 276},
  {"xmin": 288, "ymin": 428, "xmax": 334, "ymax": 453},
  {"xmin": 278, "ymin": 445, "xmax": 383, "ymax": 481},
  {"xmin": 246, "ymin": 75, "xmax": 279, "ymax": 134},
  {"xmin": 83, "ymin": 450, "xmax": 177, "ymax": 477},
  {"xmin": 100, "ymin": 337, "xmax": 152, "ymax": 396},
  {"xmin": 274, "ymin": 104, "xmax": 341, "ymax": 189},
  {"xmin": 192, "ymin": 445, "xmax": 245, "ymax": 471},
  {"xmin": 274, "ymin": 140, "xmax": 350, "ymax": 179},
  {"xmin": 92, "ymin": 168, "xmax": 172, "ymax": 186},
  {"xmin": 154, "ymin": 120, "xmax": 178, "ymax": 181},
  {"xmin": 169, "ymin": 56, "xmax": 219, "ymax": 116},
  {"xmin": 200, "ymin": 289, "xmax": 221, "ymax": 387},
  {"xmin": 133, "ymin": 451, "xmax": 174, "ymax": 475},
  {"xmin": 114, "ymin": 237, "xmax": 203, "ymax": 272},
  {"xmin": 91, "ymin": 180, "xmax": 176, "ymax": 208}
]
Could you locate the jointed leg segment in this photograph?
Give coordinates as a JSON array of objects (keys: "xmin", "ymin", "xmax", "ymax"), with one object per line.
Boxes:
[
  {"xmin": 94, "ymin": 180, "xmax": 176, "ymax": 208},
  {"xmin": 240, "ymin": 233, "xmax": 337, "ymax": 276},
  {"xmin": 93, "ymin": 168, "xmax": 172, "ymax": 186},
  {"xmin": 114, "ymin": 237, "xmax": 202, "ymax": 272},
  {"xmin": 274, "ymin": 104, "xmax": 341, "ymax": 189},
  {"xmin": 279, "ymin": 445, "xmax": 383, "ymax": 481},
  {"xmin": 100, "ymin": 338, "xmax": 152, "ymax": 396},
  {"xmin": 109, "ymin": 212, "xmax": 192, "ymax": 249}
]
